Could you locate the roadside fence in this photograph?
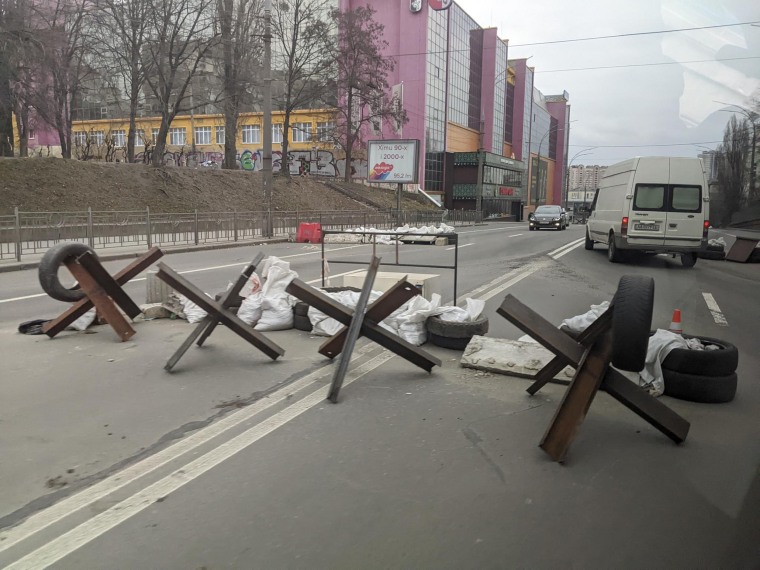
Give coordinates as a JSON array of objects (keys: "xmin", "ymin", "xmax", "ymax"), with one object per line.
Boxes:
[{"xmin": 0, "ymin": 207, "xmax": 481, "ymax": 262}]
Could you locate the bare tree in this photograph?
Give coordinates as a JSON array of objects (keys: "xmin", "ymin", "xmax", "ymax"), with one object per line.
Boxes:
[
  {"xmin": 329, "ymin": 6, "xmax": 406, "ymax": 183},
  {"xmin": 95, "ymin": 0, "xmax": 151, "ymax": 163},
  {"xmin": 0, "ymin": 0, "xmax": 34, "ymax": 156},
  {"xmin": 716, "ymin": 115, "xmax": 750, "ymax": 226},
  {"xmin": 142, "ymin": 0, "xmax": 219, "ymax": 166},
  {"xmin": 26, "ymin": 0, "xmax": 94, "ymax": 159},
  {"xmin": 216, "ymin": 0, "xmax": 261, "ymax": 169},
  {"xmin": 272, "ymin": 0, "xmax": 334, "ymax": 177}
]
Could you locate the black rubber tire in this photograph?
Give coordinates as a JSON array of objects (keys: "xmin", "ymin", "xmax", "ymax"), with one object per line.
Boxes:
[
  {"xmin": 706, "ymin": 243, "xmax": 725, "ymax": 252},
  {"xmin": 662, "ymin": 335, "xmax": 738, "ymax": 377},
  {"xmin": 428, "ymin": 332, "xmax": 472, "ymax": 350},
  {"xmin": 698, "ymin": 250, "xmax": 725, "ymax": 261},
  {"xmin": 426, "ymin": 314, "xmax": 489, "ymax": 338},
  {"xmin": 584, "ymin": 229, "xmax": 594, "ymax": 250},
  {"xmin": 611, "ymin": 275, "xmax": 654, "ymax": 372},
  {"xmin": 38, "ymin": 242, "xmax": 95, "ymax": 302},
  {"xmin": 293, "ymin": 313, "xmax": 312, "ymax": 332},
  {"xmin": 681, "ymin": 253, "xmax": 697, "ymax": 268},
  {"xmin": 607, "ymin": 234, "xmax": 621, "ymax": 263},
  {"xmin": 662, "ymin": 369, "xmax": 737, "ymax": 404},
  {"xmin": 294, "ymin": 301, "xmax": 310, "ymax": 317}
]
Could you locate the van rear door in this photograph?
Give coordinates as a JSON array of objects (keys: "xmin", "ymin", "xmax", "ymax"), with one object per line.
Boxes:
[
  {"xmin": 628, "ymin": 184, "xmax": 667, "ymax": 245},
  {"xmin": 664, "ymin": 184, "xmax": 704, "ymax": 247}
]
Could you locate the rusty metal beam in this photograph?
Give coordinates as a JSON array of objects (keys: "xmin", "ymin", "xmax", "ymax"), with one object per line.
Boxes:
[
  {"xmin": 327, "ymin": 257, "xmax": 380, "ymax": 402},
  {"xmin": 76, "ymin": 251, "xmax": 142, "ymax": 319},
  {"xmin": 165, "ymin": 252, "xmax": 266, "ymax": 371},
  {"xmin": 286, "ymin": 277, "xmax": 441, "ymax": 373},
  {"xmin": 319, "ymin": 276, "xmax": 420, "ymax": 359},
  {"xmin": 497, "ymin": 295, "xmax": 585, "ymax": 366},
  {"xmin": 64, "ymin": 258, "xmax": 135, "ymax": 342},
  {"xmin": 43, "ymin": 247, "xmax": 163, "ymax": 337},
  {"xmin": 539, "ymin": 331, "xmax": 612, "ymax": 463},
  {"xmin": 156, "ymin": 262, "xmax": 284, "ymax": 361},
  {"xmin": 526, "ymin": 308, "xmax": 613, "ymax": 395}
]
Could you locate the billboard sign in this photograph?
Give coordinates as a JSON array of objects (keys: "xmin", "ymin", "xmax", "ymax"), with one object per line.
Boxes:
[
  {"xmin": 368, "ymin": 139, "xmax": 420, "ymax": 184},
  {"xmin": 428, "ymin": 0, "xmax": 453, "ymax": 10}
]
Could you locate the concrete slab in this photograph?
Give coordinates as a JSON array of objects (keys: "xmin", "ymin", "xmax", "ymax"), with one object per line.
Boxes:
[{"xmin": 461, "ymin": 335, "xmax": 575, "ymax": 379}]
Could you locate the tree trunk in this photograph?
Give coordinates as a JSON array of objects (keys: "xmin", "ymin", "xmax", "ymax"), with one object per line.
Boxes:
[
  {"xmin": 0, "ymin": 65, "xmax": 14, "ymax": 156},
  {"xmin": 223, "ymin": 105, "xmax": 238, "ymax": 169},
  {"xmin": 127, "ymin": 79, "xmax": 140, "ymax": 163},
  {"xmin": 15, "ymin": 105, "xmax": 29, "ymax": 157},
  {"xmin": 281, "ymin": 113, "xmax": 291, "ymax": 177},
  {"xmin": 152, "ymin": 116, "xmax": 170, "ymax": 166}
]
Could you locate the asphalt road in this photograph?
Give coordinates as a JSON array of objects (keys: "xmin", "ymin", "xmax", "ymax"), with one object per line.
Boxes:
[{"xmin": 1, "ymin": 222, "xmax": 758, "ymax": 569}]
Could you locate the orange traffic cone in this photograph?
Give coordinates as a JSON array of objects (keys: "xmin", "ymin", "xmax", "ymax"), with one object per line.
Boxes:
[{"xmin": 669, "ymin": 309, "xmax": 683, "ymax": 334}]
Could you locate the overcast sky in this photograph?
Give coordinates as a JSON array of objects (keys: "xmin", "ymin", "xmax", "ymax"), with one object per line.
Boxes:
[{"xmin": 455, "ymin": 0, "xmax": 760, "ymax": 166}]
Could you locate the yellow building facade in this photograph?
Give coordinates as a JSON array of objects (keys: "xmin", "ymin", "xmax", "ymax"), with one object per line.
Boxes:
[{"xmin": 67, "ymin": 108, "xmax": 365, "ymax": 177}]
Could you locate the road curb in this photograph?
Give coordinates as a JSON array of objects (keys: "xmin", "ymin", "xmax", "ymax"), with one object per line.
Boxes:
[{"xmin": 0, "ymin": 237, "xmax": 290, "ymax": 274}]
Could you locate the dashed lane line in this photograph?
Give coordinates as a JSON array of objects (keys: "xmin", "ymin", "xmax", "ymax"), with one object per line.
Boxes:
[{"xmin": 702, "ymin": 292, "xmax": 728, "ymax": 326}]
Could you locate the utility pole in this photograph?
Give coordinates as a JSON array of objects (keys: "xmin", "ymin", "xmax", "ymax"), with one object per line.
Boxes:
[{"xmin": 262, "ymin": 0, "xmax": 273, "ymax": 237}]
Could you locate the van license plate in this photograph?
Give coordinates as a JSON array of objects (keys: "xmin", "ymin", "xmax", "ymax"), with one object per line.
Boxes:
[{"xmin": 634, "ymin": 223, "xmax": 659, "ymax": 231}]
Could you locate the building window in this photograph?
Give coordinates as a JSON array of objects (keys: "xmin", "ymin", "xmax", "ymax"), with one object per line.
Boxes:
[
  {"xmin": 152, "ymin": 128, "xmax": 160, "ymax": 142},
  {"xmin": 317, "ymin": 122, "xmax": 335, "ymax": 142},
  {"xmin": 195, "ymin": 126, "xmax": 212, "ymax": 145},
  {"xmin": 135, "ymin": 130, "xmax": 145, "ymax": 147},
  {"xmin": 111, "ymin": 130, "xmax": 126, "ymax": 148},
  {"xmin": 92, "ymin": 131, "xmax": 105, "ymax": 145},
  {"xmin": 273, "ymin": 124, "xmax": 283, "ymax": 144},
  {"xmin": 28, "ymin": 129, "xmax": 36, "ymax": 140},
  {"xmin": 169, "ymin": 127, "xmax": 186, "ymax": 146},
  {"xmin": 242, "ymin": 124, "xmax": 260, "ymax": 144},
  {"xmin": 291, "ymin": 122, "xmax": 312, "ymax": 143},
  {"xmin": 216, "ymin": 126, "xmax": 225, "ymax": 144},
  {"xmin": 100, "ymin": 107, "xmax": 108, "ymax": 119},
  {"xmin": 74, "ymin": 131, "xmax": 87, "ymax": 146}
]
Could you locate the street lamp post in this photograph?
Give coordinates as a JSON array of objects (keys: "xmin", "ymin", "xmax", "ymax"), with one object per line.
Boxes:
[{"xmin": 564, "ymin": 147, "xmax": 596, "ymax": 210}]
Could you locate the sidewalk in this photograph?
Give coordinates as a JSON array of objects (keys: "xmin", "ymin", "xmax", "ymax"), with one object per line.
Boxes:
[{"xmin": 0, "ymin": 236, "xmax": 290, "ymax": 273}]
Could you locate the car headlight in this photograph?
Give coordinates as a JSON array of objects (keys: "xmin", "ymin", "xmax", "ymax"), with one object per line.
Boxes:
[{"xmin": 553, "ymin": 217, "xmax": 560, "ymax": 221}]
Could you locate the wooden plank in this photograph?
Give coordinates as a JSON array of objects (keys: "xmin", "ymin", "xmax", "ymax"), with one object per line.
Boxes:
[
  {"xmin": 497, "ymin": 295, "xmax": 585, "ymax": 366},
  {"xmin": 526, "ymin": 308, "xmax": 613, "ymax": 395},
  {"xmin": 156, "ymin": 263, "xmax": 284, "ymax": 360},
  {"xmin": 43, "ymin": 247, "xmax": 163, "ymax": 337},
  {"xmin": 327, "ymin": 257, "xmax": 380, "ymax": 402},
  {"xmin": 65, "ymin": 259, "xmax": 135, "ymax": 342},
  {"xmin": 539, "ymin": 331, "xmax": 612, "ymax": 462},
  {"xmin": 602, "ymin": 368, "xmax": 690, "ymax": 444},
  {"xmin": 76, "ymin": 251, "xmax": 142, "ymax": 319}
]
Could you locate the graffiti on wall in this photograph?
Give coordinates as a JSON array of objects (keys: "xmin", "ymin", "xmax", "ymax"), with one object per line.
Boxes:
[{"xmin": 132, "ymin": 148, "xmax": 368, "ymax": 179}]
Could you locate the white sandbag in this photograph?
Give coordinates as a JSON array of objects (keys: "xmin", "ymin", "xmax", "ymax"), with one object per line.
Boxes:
[
  {"xmin": 307, "ymin": 289, "xmax": 384, "ymax": 336},
  {"xmin": 398, "ymin": 321, "xmax": 427, "ymax": 345},
  {"xmin": 68, "ymin": 308, "xmax": 96, "ymax": 331},
  {"xmin": 255, "ymin": 296, "xmax": 293, "ymax": 330},
  {"xmin": 239, "ymin": 272, "xmax": 262, "ymax": 298},
  {"xmin": 178, "ymin": 294, "xmax": 208, "ymax": 324},
  {"xmin": 559, "ymin": 301, "xmax": 610, "ymax": 334},
  {"xmin": 238, "ymin": 292, "xmax": 263, "ymax": 325},
  {"xmin": 638, "ymin": 329, "xmax": 692, "ymax": 396},
  {"xmin": 437, "ymin": 297, "xmax": 484, "ymax": 322}
]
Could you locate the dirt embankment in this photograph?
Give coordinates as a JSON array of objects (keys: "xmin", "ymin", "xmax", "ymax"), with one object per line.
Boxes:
[{"xmin": 0, "ymin": 158, "xmax": 439, "ymax": 214}]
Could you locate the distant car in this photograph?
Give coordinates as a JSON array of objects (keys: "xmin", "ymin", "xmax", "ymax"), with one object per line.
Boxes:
[{"xmin": 529, "ymin": 205, "xmax": 567, "ymax": 231}]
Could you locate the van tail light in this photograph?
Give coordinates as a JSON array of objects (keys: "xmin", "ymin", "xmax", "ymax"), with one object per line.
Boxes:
[
  {"xmin": 621, "ymin": 216, "xmax": 629, "ymax": 237},
  {"xmin": 703, "ymin": 220, "xmax": 710, "ymax": 238}
]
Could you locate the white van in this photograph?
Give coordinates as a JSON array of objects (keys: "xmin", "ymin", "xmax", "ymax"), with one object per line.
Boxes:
[{"xmin": 585, "ymin": 156, "xmax": 709, "ymax": 267}]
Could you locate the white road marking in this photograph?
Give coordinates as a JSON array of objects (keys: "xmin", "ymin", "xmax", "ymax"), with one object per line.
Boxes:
[
  {"xmin": 508, "ymin": 233, "xmax": 524, "ymax": 238},
  {"xmin": 458, "ymin": 226, "xmax": 524, "ymax": 235},
  {"xmin": 2, "ymin": 353, "xmax": 396, "ymax": 570},
  {"xmin": 446, "ymin": 243, "xmax": 473, "ymax": 251},
  {"xmin": 702, "ymin": 292, "xmax": 728, "ymax": 326},
  {"xmin": 0, "ymin": 347, "xmax": 386, "ymax": 555},
  {"xmin": 547, "ymin": 238, "xmax": 584, "ymax": 258},
  {"xmin": 551, "ymin": 241, "xmax": 585, "ymax": 260},
  {"xmin": 1, "ymin": 248, "xmax": 546, "ymax": 562},
  {"xmin": 478, "ymin": 261, "xmax": 550, "ymax": 302},
  {"xmin": 0, "ymin": 245, "xmax": 367, "ymax": 304}
]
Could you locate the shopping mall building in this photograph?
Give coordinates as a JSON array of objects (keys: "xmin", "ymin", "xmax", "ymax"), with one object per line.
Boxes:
[{"xmin": 340, "ymin": 0, "xmax": 571, "ymax": 219}]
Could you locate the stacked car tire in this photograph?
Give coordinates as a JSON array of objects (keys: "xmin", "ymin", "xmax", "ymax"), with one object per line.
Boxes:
[{"xmin": 661, "ymin": 336, "xmax": 739, "ymax": 403}]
